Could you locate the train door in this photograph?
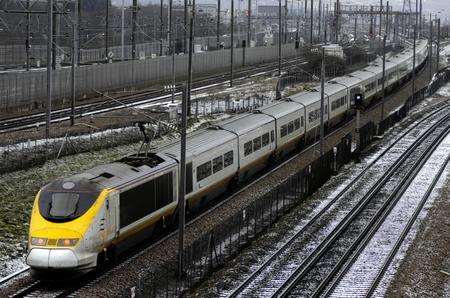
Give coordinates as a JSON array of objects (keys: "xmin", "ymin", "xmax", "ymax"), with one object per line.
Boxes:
[{"xmin": 105, "ymin": 190, "xmax": 119, "ymax": 243}]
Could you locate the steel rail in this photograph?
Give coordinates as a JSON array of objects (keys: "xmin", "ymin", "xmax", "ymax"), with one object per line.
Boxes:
[
  {"xmin": 228, "ymin": 104, "xmax": 450, "ymax": 297},
  {"xmin": 275, "ymin": 116, "xmax": 450, "ymax": 297},
  {"xmin": 364, "ymin": 155, "xmax": 450, "ymax": 298},
  {"xmin": 315, "ymin": 128, "xmax": 450, "ymax": 297},
  {"xmin": 0, "ymin": 266, "xmax": 30, "ymax": 286}
]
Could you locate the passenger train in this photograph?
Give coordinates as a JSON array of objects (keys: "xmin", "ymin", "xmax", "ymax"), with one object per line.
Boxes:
[{"xmin": 26, "ymin": 40, "xmax": 429, "ymax": 275}]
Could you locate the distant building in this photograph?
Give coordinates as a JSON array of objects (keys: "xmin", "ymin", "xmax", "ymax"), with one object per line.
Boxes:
[
  {"xmin": 323, "ymin": 44, "xmax": 344, "ymax": 59},
  {"xmin": 257, "ymin": 5, "xmax": 279, "ymax": 17},
  {"xmin": 197, "ymin": 4, "xmax": 217, "ymax": 16}
]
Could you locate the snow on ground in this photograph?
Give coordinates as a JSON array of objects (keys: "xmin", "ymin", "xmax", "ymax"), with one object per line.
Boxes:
[{"xmin": 331, "ymin": 134, "xmax": 450, "ymax": 297}]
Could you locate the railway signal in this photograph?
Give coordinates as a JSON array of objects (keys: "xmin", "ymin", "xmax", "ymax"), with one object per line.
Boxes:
[{"xmin": 354, "ymin": 93, "xmax": 364, "ymax": 162}]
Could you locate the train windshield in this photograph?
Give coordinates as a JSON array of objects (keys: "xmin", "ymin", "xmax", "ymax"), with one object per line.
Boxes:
[
  {"xmin": 39, "ymin": 191, "xmax": 97, "ymax": 222},
  {"xmin": 49, "ymin": 193, "xmax": 79, "ymax": 218}
]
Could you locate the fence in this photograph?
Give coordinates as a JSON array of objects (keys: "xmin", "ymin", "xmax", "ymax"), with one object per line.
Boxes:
[
  {"xmin": 122, "ymin": 134, "xmax": 352, "ymax": 297},
  {"xmin": 0, "ymin": 32, "xmax": 300, "ymax": 67},
  {"xmin": 378, "ymin": 66, "xmax": 450, "ymax": 134},
  {"xmin": 0, "ymin": 43, "xmax": 302, "ymax": 112}
]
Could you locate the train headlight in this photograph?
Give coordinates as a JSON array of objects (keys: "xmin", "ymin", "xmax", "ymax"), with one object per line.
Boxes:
[
  {"xmin": 57, "ymin": 238, "xmax": 79, "ymax": 247},
  {"xmin": 30, "ymin": 237, "xmax": 47, "ymax": 246}
]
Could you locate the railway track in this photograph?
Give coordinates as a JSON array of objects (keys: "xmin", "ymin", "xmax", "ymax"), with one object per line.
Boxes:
[
  {"xmin": 228, "ymin": 105, "xmax": 450, "ymax": 297},
  {"xmin": 0, "ymin": 57, "xmax": 306, "ymax": 134},
  {"xmin": 2, "ymin": 89, "xmax": 445, "ymax": 297}
]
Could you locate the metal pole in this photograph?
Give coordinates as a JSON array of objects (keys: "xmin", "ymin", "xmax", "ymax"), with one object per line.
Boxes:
[
  {"xmin": 437, "ymin": 18, "xmax": 441, "ymax": 73},
  {"xmin": 354, "ymin": 16, "xmax": 357, "ymax": 42},
  {"xmin": 52, "ymin": 1, "xmax": 57, "ymax": 69},
  {"xmin": 247, "ymin": 0, "xmax": 251, "ymax": 46},
  {"xmin": 26, "ymin": 0, "xmax": 30, "ymax": 71},
  {"xmin": 188, "ymin": 4, "xmax": 194, "ymax": 117},
  {"xmin": 429, "ymin": 19, "xmax": 433, "ymax": 82},
  {"xmin": 318, "ymin": 0, "xmax": 322, "ymax": 43},
  {"xmin": 370, "ymin": 5, "xmax": 374, "ymax": 39},
  {"xmin": 217, "ymin": 0, "xmax": 221, "ymax": 49},
  {"xmin": 121, "ymin": 0, "xmax": 125, "ymax": 61},
  {"xmin": 184, "ymin": 0, "xmax": 188, "ymax": 53},
  {"xmin": 379, "ymin": 0, "xmax": 383, "ymax": 38},
  {"xmin": 412, "ymin": 10, "xmax": 417, "ymax": 100},
  {"xmin": 169, "ymin": 0, "xmax": 175, "ymax": 102},
  {"xmin": 177, "ymin": 79, "xmax": 187, "ymax": 278},
  {"xmin": 230, "ymin": 0, "xmax": 234, "ymax": 86},
  {"xmin": 335, "ymin": 0, "xmax": 340, "ymax": 43},
  {"xmin": 71, "ymin": 0, "xmax": 79, "ymax": 126},
  {"xmin": 304, "ymin": 0, "xmax": 307, "ymax": 42},
  {"xmin": 46, "ymin": 0, "xmax": 53, "ymax": 139},
  {"xmin": 160, "ymin": 0, "xmax": 164, "ymax": 56},
  {"xmin": 381, "ymin": 35, "xmax": 386, "ymax": 123},
  {"xmin": 385, "ymin": 1, "xmax": 389, "ymax": 40},
  {"xmin": 105, "ymin": 0, "xmax": 109, "ymax": 62},
  {"xmin": 132, "ymin": 0, "xmax": 137, "ymax": 59},
  {"xmin": 278, "ymin": 0, "xmax": 282, "ymax": 76},
  {"xmin": 320, "ymin": 47, "xmax": 325, "ymax": 156},
  {"xmin": 324, "ymin": 4, "xmax": 328, "ymax": 43},
  {"xmin": 310, "ymin": 0, "xmax": 313, "ymax": 45},
  {"xmin": 284, "ymin": 0, "xmax": 288, "ymax": 43},
  {"xmin": 419, "ymin": 0, "xmax": 422, "ymax": 37}
]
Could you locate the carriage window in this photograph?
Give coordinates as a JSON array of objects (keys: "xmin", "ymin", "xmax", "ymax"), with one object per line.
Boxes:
[
  {"xmin": 253, "ymin": 137, "xmax": 262, "ymax": 151},
  {"xmin": 119, "ymin": 173, "xmax": 173, "ymax": 228},
  {"xmin": 262, "ymin": 133, "xmax": 270, "ymax": 146},
  {"xmin": 309, "ymin": 110, "xmax": 320, "ymax": 122},
  {"xmin": 244, "ymin": 141, "xmax": 253, "ymax": 156},
  {"xmin": 288, "ymin": 122, "xmax": 294, "ymax": 133},
  {"xmin": 294, "ymin": 118, "xmax": 301, "ymax": 130},
  {"xmin": 212, "ymin": 156, "xmax": 223, "ymax": 173},
  {"xmin": 271, "ymin": 130, "xmax": 275, "ymax": 142},
  {"xmin": 224, "ymin": 151, "xmax": 234, "ymax": 167},
  {"xmin": 281, "ymin": 125, "xmax": 288, "ymax": 137},
  {"xmin": 301, "ymin": 116, "xmax": 304, "ymax": 127},
  {"xmin": 197, "ymin": 161, "xmax": 212, "ymax": 181}
]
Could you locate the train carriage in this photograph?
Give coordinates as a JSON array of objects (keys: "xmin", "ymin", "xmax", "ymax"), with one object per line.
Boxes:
[
  {"xmin": 219, "ymin": 113, "xmax": 276, "ymax": 182},
  {"xmin": 161, "ymin": 128, "xmax": 238, "ymax": 209},
  {"xmin": 324, "ymin": 82, "xmax": 350, "ymax": 128},
  {"xmin": 290, "ymin": 91, "xmax": 329, "ymax": 144},
  {"xmin": 257, "ymin": 101, "xmax": 306, "ymax": 157}
]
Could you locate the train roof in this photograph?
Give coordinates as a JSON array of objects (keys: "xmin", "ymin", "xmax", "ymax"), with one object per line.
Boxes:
[
  {"xmin": 161, "ymin": 128, "xmax": 236, "ymax": 159},
  {"xmin": 329, "ymin": 74, "xmax": 362, "ymax": 87},
  {"xmin": 219, "ymin": 112, "xmax": 274, "ymax": 135},
  {"xmin": 351, "ymin": 69, "xmax": 377, "ymax": 81},
  {"xmin": 61, "ymin": 153, "xmax": 177, "ymax": 190},
  {"xmin": 257, "ymin": 100, "xmax": 303, "ymax": 118},
  {"xmin": 289, "ymin": 90, "xmax": 321, "ymax": 107},
  {"xmin": 324, "ymin": 81, "xmax": 347, "ymax": 94}
]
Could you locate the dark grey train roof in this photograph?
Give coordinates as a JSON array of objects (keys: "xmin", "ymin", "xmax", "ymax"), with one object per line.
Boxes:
[{"xmin": 55, "ymin": 154, "xmax": 177, "ymax": 190}]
